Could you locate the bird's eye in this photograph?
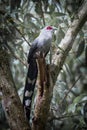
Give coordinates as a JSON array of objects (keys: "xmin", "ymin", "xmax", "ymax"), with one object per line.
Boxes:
[{"xmin": 46, "ymin": 26, "xmax": 53, "ymax": 30}]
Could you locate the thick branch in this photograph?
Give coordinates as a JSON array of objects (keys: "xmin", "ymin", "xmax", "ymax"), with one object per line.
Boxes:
[
  {"xmin": 32, "ymin": 57, "xmax": 53, "ymax": 130},
  {"xmin": 0, "ymin": 49, "xmax": 31, "ymax": 130},
  {"xmin": 51, "ymin": 0, "xmax": 87, "ymax": 84}
]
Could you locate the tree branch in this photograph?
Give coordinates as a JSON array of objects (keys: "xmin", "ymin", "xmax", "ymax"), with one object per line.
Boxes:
[
  {"xmin": 0, "ymin": 49, "xmax": 31, "ymax": 130},
  {"xmin": 51, "ymin": 0, "xmax": 87, "ymax": 85},
  {"xmin": 48, "ymin": 114, "xmax": 80, "ymax": 122},
  {"xmin": 59, "ymin": 75, "xmax": 81, "ymax": 105}
]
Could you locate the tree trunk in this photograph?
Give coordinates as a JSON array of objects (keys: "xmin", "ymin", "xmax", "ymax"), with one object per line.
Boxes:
[
  {"xmin": 32, "ymin": 1, "xmax": 87, "ymax": 130},
  {"xmin": 0, "ymin": 48, "xmax": 31, "ymax": 130}
]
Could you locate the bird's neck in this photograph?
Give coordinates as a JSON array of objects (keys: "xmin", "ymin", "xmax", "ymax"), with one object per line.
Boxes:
[{"xmin": 39, "ymin": 31, "xmax": 52, "ymax": 40}]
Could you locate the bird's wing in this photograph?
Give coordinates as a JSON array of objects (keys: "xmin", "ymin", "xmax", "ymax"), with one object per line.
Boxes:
[{"xmin": 28, "ymin": 38, "xmax": 38, "ymax": 63}]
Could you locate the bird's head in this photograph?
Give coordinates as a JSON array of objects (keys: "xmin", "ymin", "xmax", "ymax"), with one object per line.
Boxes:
[{"xmin": 40, "ymin": 26, "xmax": 57, "ymax": 36}]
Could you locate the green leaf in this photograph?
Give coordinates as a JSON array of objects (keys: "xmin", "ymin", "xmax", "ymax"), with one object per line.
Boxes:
[
  {"xmin": 49, "ymin": 5, "xmax": 55, "ymax": 12},
  {"xmin": 68, "ymin": 103, "xmax": 77, "ymax": 113},
  {"xmin": 85, "ymin": 45, "xmax": 87, "ymax": 65},
  {"xmin": 53, "ymin": 12, "xmax": 66, "ymax": 17},
  {"xmin": 76, "ymin": 40, "xmax": 85, "ymax": 58},
  {"xmin": 56, "ymin": 27, "xmax": 65, "ymax": 44},
  {"xmin": 64, "ymin": 63, "xmax": 72, "ymax": 76},
  {"xmin": 74, "ymin": 93, "xmax": 87, "ymax": 104}
]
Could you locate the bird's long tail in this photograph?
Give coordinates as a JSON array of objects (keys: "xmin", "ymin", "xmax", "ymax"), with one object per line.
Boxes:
[{"xmin": 23, "ymin": 59, "xmax": 38, "ymax": 121}]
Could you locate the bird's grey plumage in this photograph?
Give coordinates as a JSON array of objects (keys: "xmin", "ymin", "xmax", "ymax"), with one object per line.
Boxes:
[{"xmin": 28, "ymin": 26, "xmax": 54, "ymax": 63}]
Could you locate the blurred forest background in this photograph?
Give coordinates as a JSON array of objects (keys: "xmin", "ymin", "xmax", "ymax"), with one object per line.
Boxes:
[{"xmin": 0, "ymin": 0, "xmax": 87, "ymax": 130}]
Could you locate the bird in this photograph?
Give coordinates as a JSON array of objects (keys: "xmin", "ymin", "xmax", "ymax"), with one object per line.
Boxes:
[{"xmin": 23, "ymin": 26, "xmax": 55, "ymax": 121}]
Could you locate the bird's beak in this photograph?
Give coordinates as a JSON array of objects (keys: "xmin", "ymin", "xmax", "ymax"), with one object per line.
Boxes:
[{"xmin": 52, "ymin": 26, "xmax": 57, "ymax": 31}]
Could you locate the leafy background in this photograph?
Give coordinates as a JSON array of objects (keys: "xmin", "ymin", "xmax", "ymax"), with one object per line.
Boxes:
[{"xmin": 0, "ymin": 0, "xmax": 87, "ymax": 130}]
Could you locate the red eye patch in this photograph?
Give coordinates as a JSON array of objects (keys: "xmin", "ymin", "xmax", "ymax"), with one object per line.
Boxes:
[{"xmin": 46, "ymin": 26, "xmax": 53, "ymax": 30}]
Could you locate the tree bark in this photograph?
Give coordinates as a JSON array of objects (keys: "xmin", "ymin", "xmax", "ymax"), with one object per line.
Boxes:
[
  {"xmin": 32, "ymin": 1, "xmax": 87, "ymax": 130},
  {"xmin": 0, "ymin": 48, "xmax": 31, "ymax": 130},
  {"xmin": 32, "ymin": 57, "xmax": 53, "ymax": 130}
]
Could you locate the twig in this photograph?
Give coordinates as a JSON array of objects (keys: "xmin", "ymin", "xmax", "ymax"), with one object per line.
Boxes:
[
  {"xmin": 48, "ymin": 114, "xmax": 80, "ymax": 122},
  {"xmin": 12, "ymin": 53, "xmax": 28, "ymax": 67},
  {"xmin": 59, "ymin": 75, "xmax": 81, "ymax": 105},
  {"xmin": 40, "ymin": 1, "xmax": 45, "ymax": 25},
  {"xmin": 1, "ymin": 9, "xmax": 31, "ymax": 47},
  {"xmin": 6, "ymin": 44, "xmax": 28, "ymax": 67},
  {"xmin": 14, "ymin": 26, "xmax": 31, "ymax": 47}
]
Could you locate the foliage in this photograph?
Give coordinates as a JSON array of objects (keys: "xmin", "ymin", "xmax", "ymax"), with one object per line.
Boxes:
[{"xmin": 0, "ymin": 0, "xmax": 87, "ymax": 130}]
